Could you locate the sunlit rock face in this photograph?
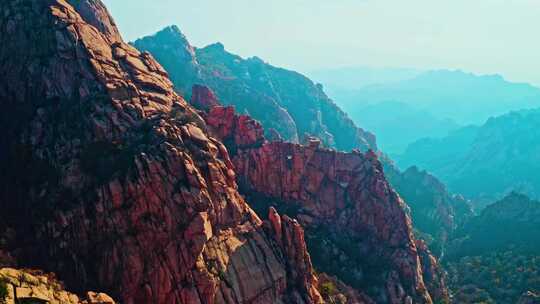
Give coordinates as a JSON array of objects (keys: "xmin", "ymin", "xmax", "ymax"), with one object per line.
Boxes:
[
  {"xmin": 0, "ymin": 1, "xmax": 323, "ymax": 303},
  {"xmin": 0, "ymin": 268, "xmax": 116, "ymax": 304},
  {"xmin": 199, "ymin": 86, "xmax": 450, "ymax": 304}
]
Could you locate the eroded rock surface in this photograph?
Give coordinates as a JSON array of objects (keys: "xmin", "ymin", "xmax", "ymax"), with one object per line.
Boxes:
[
  {"xmin": 0, "ymin": 1, "xmax": 322, "ymax": 303},
  {"xmin": 201, "ymin": 87, "xmax": 449, "ymax": 303}
]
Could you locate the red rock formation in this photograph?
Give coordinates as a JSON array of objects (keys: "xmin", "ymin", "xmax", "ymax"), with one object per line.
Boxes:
[
  {"xmin": 204, "ymin": 105, "xmax": 266, "ymax": 150},
  {"xmin": 0, "ymin": 1, "xmax": 322, "ymax": 303},
  {"xmin": 191, "ymin": 85, "xmax": 219, "ymax": 111},
  {"xmin": 267, "ymin": 207, "xmax": 323, "ymax": 303},
  {"xmin": 68, "ymin": 0, "xmax": 122, "ymax": 42},
  {"xmin": 233, "ymin": 142, "xmax": 434, "ymax": 302},
  {"xmin": 201, "ymin": 87, "xmax": 449, "ymax": 303}
]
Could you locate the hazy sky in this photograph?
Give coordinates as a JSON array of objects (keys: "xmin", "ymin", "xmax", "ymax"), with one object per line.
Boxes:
[{"xmin": 102, "ymin": 0, "xmax": 540, "ymax": 85}]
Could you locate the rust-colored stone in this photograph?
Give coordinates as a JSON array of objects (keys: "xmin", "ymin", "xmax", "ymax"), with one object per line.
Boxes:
[{"xmin": 0, "ymin": 1, "xmax": 323, "ymax": 303}]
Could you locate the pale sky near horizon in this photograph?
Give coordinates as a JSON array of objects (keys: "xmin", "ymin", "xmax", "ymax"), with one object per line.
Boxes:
[{"xmin": 102, "ymin": 0, "xmax": 540, "ymax": 86}]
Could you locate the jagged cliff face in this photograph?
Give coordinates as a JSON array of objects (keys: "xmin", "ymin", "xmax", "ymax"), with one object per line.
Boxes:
[
  {"xmin": 200, "ymin": 90, "xmax": 449, "ymax": 304},
  {"xmin": 0, "ymin": 1, "xmax": 323, "ymax": 303},
  {"xmin": 132, "ymin": 26, "xmax": 376, "ymax": 152},
  {"xmin": 383, "ymin": 163, "xmax": 474, "ymax": 256}
]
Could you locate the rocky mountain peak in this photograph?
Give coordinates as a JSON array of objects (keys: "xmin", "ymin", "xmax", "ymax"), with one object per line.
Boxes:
[
  {"xmin": 204, "ymin": 42, "xmax": 226, "ymax": 52},
  {"xmin": 0, "ymin": 1, "xmax": 324, "ymax": 303},
  {"xmin": 67, "ymin": 0, "xmax": 122, "ymax": 41},
  {"xmin": 154, "ymin": 25, "xmax": 190, "ymax": 45}
]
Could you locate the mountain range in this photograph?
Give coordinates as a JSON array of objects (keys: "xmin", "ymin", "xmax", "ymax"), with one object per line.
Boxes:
[
  {"xmin": 318, "ymin": 69, "xmax": 540, "ymax": 153},
  {"xmin": 132, "ymin": 26, "xmax": 376, "ymax": 152},
  {"xmin": 399, "ymin": 109, "xmax": 540, "ymax": 207}
]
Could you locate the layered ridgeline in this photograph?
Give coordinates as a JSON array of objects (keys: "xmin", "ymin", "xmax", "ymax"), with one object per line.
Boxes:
[
  {"xmin": 132, "ymin": 26, "xmax": 376, "ymax": 152},
  {"xmin": 0, "ymin": 1, "xmax": 449, "ymax": 304},
  {"xmin": 317, "ymin": 69, "xmax": 540, "ymax": 154},
  {"xmin": 194, "ymin": 85, "xmax": 450, "ymax": 303},
  {"xmin": 0, "ymin": 0, "xmax": 323, "ymax": 303},
  {"xmin": 399, "ymin": 109, "xmax": 540, "ymax": 207},
  {"xmin": 131, "ymin": 25, "xmax": 468, "ymax": 256},
  {"xmin": 445, "ymin": 193, "xmax": 540, "ymax": 303}
]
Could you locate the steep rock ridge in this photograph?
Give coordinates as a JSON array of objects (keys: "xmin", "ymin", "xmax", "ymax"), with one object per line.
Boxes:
[
  {"xmin": 383, "ymin": 163, "xmax": 474, "ymax": 256},
  {"xmin": 68, "ymin": 0, "xmax": 122, "ymax": 42},
  {"xmin": 233, "ymin": 143, "xmax": 434, "ymax": 303},
  {"xmin": 0, "ymin": 268, "xmax": 115, "ymax": 304},
  {"xmin": 132, "ymin": 26, "xmax": 376, "ymax": 152},
  {"xmin": 0, "ymin": 1, "xmax": 322, "ymax": 303},
  {"xmin": 200, "ymin": 89, "xmax": 449, "ymax": 303}
]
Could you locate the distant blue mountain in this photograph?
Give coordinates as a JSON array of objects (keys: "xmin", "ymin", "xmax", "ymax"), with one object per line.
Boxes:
[
  {"xmin": 399, "ymin": 109, "xmax": 540, "ymax": 207},
  {"xmin": 314, "ymin": 68, "xmax": 540, "ymax": 153},
  {"xmin": 342, "ymin": 100, "xmax": 461, "ymax": 154}
]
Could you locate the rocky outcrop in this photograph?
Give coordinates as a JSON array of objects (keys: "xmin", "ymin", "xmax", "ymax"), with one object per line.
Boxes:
[
  {"xmin": 0, "ymin": 1, "xmax": 322, "ymax": 303},
  {"xmin": 233, "ymin": 142, "xmax": 437, "ymax": 303},
  {"xmin": 132, "ymin": 26, "xmax": 376, "ymax": 152},
  {"xmin": 200, "ymin": 89, "xmax": 448, "ymax": 303},
  {"xmin": 205, "ymin": 106, "xmax": 265, "ymax": 152},
  {"xmin": 266, "ymin": 208, "xmax": 323, "ymax": 304},
  {"xmin": 0, "ymin": 268, "xmax": 115, "ymax": 304},
  {"xmin": 68, "ymin": 0, "xmax": 122, "ymax": 42},
  {"xmin": 191, "ymin": 85, "xmax": 219, "ymax": 111}
]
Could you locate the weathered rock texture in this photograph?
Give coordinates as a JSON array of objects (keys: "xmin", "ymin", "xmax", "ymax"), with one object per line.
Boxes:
[
  {"xmin": 132, "ymin": 26, "xmax": 376, "ymax": 152},
  {"xmin": 0, "ymin": 268, "xmax": 115, "ymax": 304},
  {"xmin": 201, "ymin": 90, "xmax": 449, "ymax": 303},
  {"xmin": 0, "ymin": 1, "xmax": 322, "ymax": 303}
]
